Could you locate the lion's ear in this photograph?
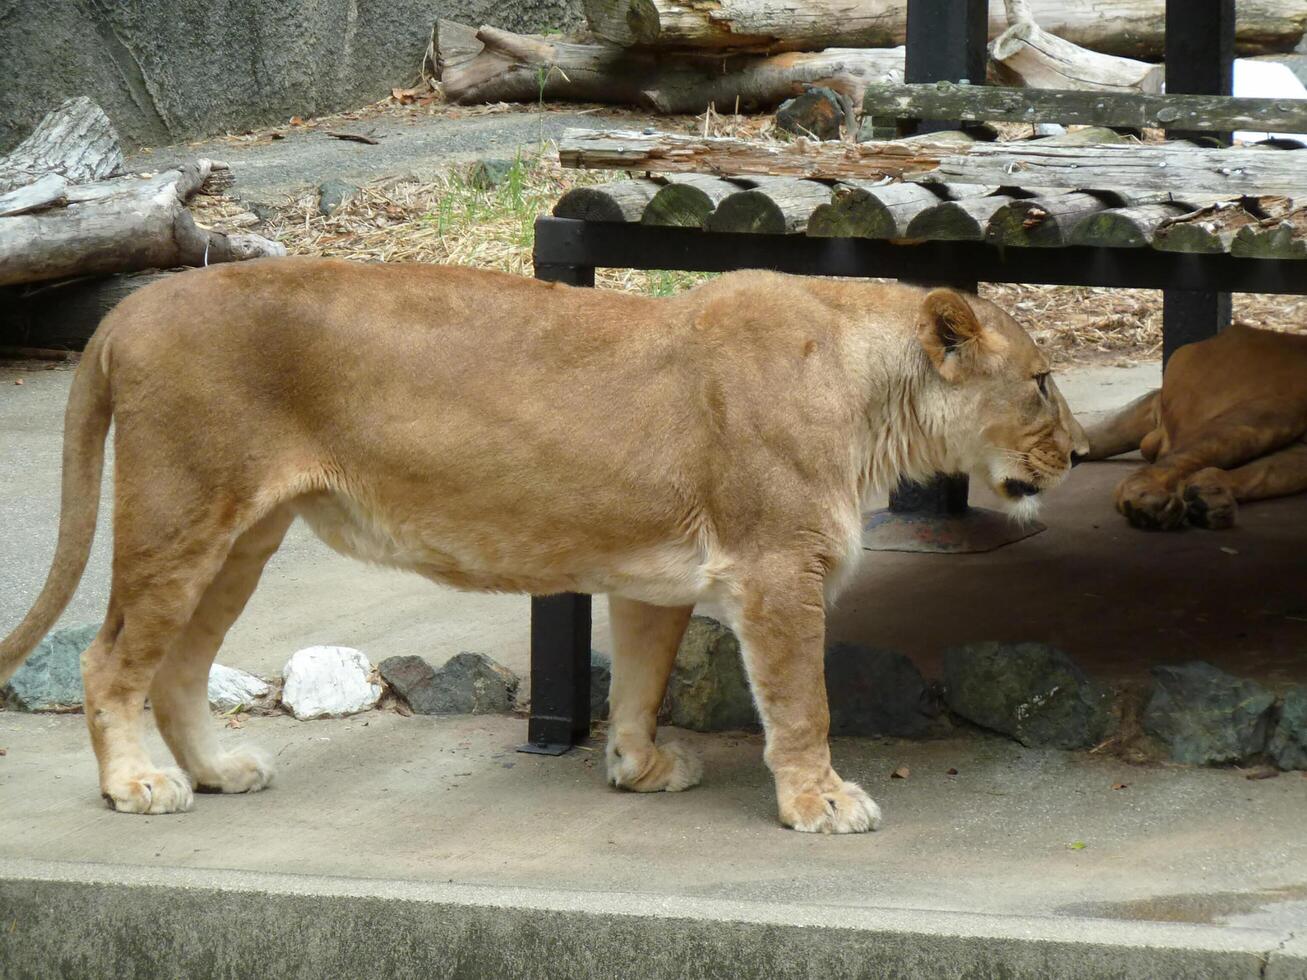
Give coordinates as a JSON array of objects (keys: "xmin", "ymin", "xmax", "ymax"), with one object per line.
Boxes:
[{"xmin": 917, "ymin": 289, "xmax": 985, "ymax": 383}]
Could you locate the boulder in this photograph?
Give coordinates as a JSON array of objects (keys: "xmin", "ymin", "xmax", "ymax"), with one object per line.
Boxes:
[
  {"xmin": 1143, "ymin": 661, "xmax": 1275, "ymax": 765},
  {"xmin": 825, "ymin": 643, "xmax": 936, "ymax": 737},
  {"xmin": 1267, "ymin": 685, "xmax": 1307, "ymax": 771},
  {"xmin": 943, "ymin": 642, "xmax": 1114, "ymax": 749},
  {"xmin": 378, "ymin": 655, "xmax": 440, "ymax": 714},
  {"xmin": 379, "ymin": 652, "xmax": 518, "ymax": 715},
  {"xmin": 2, "ymin": 623, "xmax": 97, "ymax": 711},
  {"xmin": 207, "ymin": 663, "xmax": 270, "ymax": 712},
  {"xmin": 468, "ymin": 158, "xmax": 516, "ymax": 190},
  {"xmin": 281, "ymin": 646, "xmax": 381, "ymax": 720},
  {"xmin": 317, "ymin": 179, "xmax": 359, "ymax": 216},
  {"xmin": 661, "ymin": 617, "xmax": 758, "ymax": 732}
]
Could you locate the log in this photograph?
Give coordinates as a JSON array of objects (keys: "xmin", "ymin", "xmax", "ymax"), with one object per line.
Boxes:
[
  {"xmin": 434, "ymin": 21, "xmax": 903, "ymax": 113},
  {"xmin": 2, "ymin": 271, "xmax": 175, "ymax": 350},
  {"xmin": 559, "ymin": 128, "xmax": 1307, "ymax": 197},
  {"xmin": 0, "ymin": 174, "xmax": 68, "ymax": 217},
  {"xmin": 808, "ymin": 181, "xmax": 1003, "ymax": 238},
  {"xmin": 641, "ymin": 174, "xmax": 743, "ymax": 227},
  {"xmin": 1067, "ymin": 202, "xmax": 1197, "ymax": 248},
  {"xmin": 0, "ymin": 161, "xmax": 285, "ymax": 287},
  {"xmin": 0, "ymin": 97, "xmax": 123, "ymax": 194},
  {"xmin": 988, "ymin": 18, "xmax": 1163, "ymax": 94},
  {"xmin": 704, "ymin": 177, "xmax": 834, "ymax": 234},
  {"xmin": 582, "ymin": 0, "xmax": 1307, "ymax": 57},
  {"xmin": 861, "ymin": 82, "xmax": 1307, "ymax": 135},
  {"xmin": 985, "ymin": 191, "xmax": 1126, "ymax": 247},
  {"xmin": 1152, "ymin": 197, "xmax": 1296, "ymax": 254},
  {"xmin": 1231, "ymin": 207, "xmax": 1307, "ymax": 259},
  {"xmin": 552, "ymin": 179, "xmax": 664, "ymax": 222},
  {"xmin": 904, "ymin": 193, "xmax": 1021, "ymax": 241}
]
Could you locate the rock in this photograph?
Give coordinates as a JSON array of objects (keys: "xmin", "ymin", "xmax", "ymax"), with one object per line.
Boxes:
[
  {"xmin": 317, "ymin": 179, "xmax": 359, "ymax": 216},
  {"xmin": 2, "ymin": 623, "xmax": 97, "ymax": 711},
  {"xmin": 590, "ymin": 649, "xmax": 611, "ymax": 722},
  {"xmin": 825, "ymin": 643, "xmax": 936, "ymax": 737},
  {"xmin": 1143, "ymin": 661, "xmax": 1275, "ymax": 765},
  {"xmin": 379, "ymin": 652, "xmax": 518, "ymax": 715},
  {"xmin": 943, "ymin": 642, "xmax": 1114, "ymax": 749},
  {"xmin": 776, "ymin": 87, "xmax": 845, "ymax": 141},
  {"xmin": 378, "ymin": 655, "xmax": 440, "ymax": 713},
  {"xmin": 661, "ymin": 617, "xmax": 758, "ymax": 732},
  {"xmin": 1267, "ymin": 685, "xmax": 1307, "ymax": 771},
  {"xmin": 468, "ymin": 158, "xmax": 516, "ymax": 190},
  {"xmin": 281, "ymin": 646, "xmax": 381, "ymax": 720},
  {"xmin": 207, "ymin": 662, "xmax": 270, "ymax": 712}
]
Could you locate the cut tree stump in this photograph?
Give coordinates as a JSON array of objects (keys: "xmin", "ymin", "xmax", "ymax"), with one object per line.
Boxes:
[
  {"xmin": 434, "ymin": 20, "xmax": 903, "ymax": 113},
  {"xmin": 0, "ymin": 161, "xmax": 284, "ymax": 287},
  {"xmin": 0, "ymin": 97, "xmax": 123, "ymax": 194},
  {"xmin": 581, "ymin": 0, "xmax": 1307, "ymax": 57}
]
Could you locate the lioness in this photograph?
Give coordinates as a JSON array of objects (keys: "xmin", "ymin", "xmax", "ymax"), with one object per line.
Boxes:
[
  {"xmin": 0, "ymin": 258, "xmax": 1084, "ymax": 833},
  {"xmin": 1083, "ymin": 323, "xmax": 1307, "ymax": 530}
]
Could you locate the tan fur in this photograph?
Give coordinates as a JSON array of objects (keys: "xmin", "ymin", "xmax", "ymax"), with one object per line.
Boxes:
[
  {"xmin": 0, "ymin": 257, "xmax": 1084, "ymax": 831},
  {"xmin": 1082, "ymin": 324, "xmax": 1307, "ymax": 530}
]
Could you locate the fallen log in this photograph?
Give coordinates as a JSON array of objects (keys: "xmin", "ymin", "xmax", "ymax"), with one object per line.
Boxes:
[
  {"xmin": 0, "ymin": 97, "xmax": 123, "ymax": 194},
  {"xmin": 642, "ymin": 174, "xmax": 743, "ymax": 227},
  {"xmin": 1067, "ymin": 202, "xmax": 1197, "ymax": 248},
  {"xmin": 0, "ymin": 174, "xmax": 68, "ymax": 218},
  {"xmin": 0, "ymin": 161, "xmax": 285, "ymax": 287},
  {"xmin": 1153, "ymin": 197, "xmax": 1296, "ymax": 254},
  {"xmin": 558, "ymin": 128, "xmax": 1307, "ymax": 197},
  {"xmin": 553, "ymin": 179, "xmax": 664, "ymax": 221},
  {"xmin": 1231, "ymin": 207, "xmax": 1307, "ymax": 259},
  {"xmin": 433, "ymin": 20, "xmax": 903, "ymax": 113},
  {"xmin": 704, "ymin": 177, "xmax": 834, "ymax": 234},
  {"xmin": 989, "ymin": 3, "xmax": 1163, "ymax": 94},
  {"xmin": 582, "ymin": 0, "xmax": 1306, "ymax": 57}
]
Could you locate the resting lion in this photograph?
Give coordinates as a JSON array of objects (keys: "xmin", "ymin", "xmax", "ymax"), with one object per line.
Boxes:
[
  {"xmin": 1082, "ymin": 323, "xmax": 1307, "ymax": 530},
  {"xmin": 0, "ymin": 258, "xmax": 1085, "ymax": 833}
]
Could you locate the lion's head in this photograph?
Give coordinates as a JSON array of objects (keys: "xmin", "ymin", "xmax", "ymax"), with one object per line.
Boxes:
[{"xmin": 916, "ymin": 289, "xmax": 1088, "ymax": 518}]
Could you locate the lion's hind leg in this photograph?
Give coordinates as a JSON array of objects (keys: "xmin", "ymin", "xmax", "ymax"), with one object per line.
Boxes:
[
  {"xmin": 1081, "ymin": 389, "xmax": 1161, "ymax": 461},
  {"xmin": 149, "ymin": 508, "xmax": 293, "ymax": 794},
  {"xmin": 604, "ymin": 597, "xmax": 702, "ymax": 793}
]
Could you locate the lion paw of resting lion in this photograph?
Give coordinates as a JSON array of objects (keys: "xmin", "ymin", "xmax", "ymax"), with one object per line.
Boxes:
[
  {"xmin": 102, "ymin": 766, "xmax": 195, "ymax": 814},
  {"xmin": 1117, "ymin": 476, "xmax": 1187, "ymax": 531},
  {"xmin": 1183, "ymin": 470, "xmax": 1238, "ymax": 530},
  {"xmin": 606, "ymin": 741, "xmax": 703, "ymax": 793},
  {"xmin": 195, "ymin": 748, "xmax": 276, "ymax": 795},
  {"xmin": 781, "ymin": 781, "xmax": 883, "ymax": 835}
]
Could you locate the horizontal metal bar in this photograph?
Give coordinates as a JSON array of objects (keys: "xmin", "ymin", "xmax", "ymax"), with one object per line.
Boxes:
[{"xmin": 533, "ymin": 218, "xmax": 1307, "ymax": 294}]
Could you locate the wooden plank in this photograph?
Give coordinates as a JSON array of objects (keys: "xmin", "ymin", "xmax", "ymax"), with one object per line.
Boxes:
[
  {"xmin": 641, "ymin": 174, "xmax": 742, "ymax": 227},
  {"xmin": 860, "ymin": 81, "xmax": 1307, "ymax": 135},
  {"xmin": 560, "ymin": 128, "xmax": 1307, "ymax": 197},
  {"xmin": 704, "ymin": 177, "xmax": 833, "ymax": 234},
  {"xmin": 1231, "ymin": 207, "xmax": 1307, "ymax": 259},
  {"xmin": 1068, "ymin": 202, "xmax": 1196, "ymax": 248},
  {"xmin": 552, "ymin": 179, "xmax": 663, "ymax": 222}
]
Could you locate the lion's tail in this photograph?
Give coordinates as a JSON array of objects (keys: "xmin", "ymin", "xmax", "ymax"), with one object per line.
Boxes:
[{"xmin": 0, "ymin": 333, "xmax": 112, "ymax": 686}]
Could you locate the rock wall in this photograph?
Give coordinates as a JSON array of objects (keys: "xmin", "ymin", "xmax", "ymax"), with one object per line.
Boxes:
[{"xmin": 0, "ymin": 0, "xmax": 584, "ymax": 152}]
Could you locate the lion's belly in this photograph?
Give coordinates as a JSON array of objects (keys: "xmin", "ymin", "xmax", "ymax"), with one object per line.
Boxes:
[{"xmin": 292, "ymin": 490, "xmax": 725, "ymax": 604}]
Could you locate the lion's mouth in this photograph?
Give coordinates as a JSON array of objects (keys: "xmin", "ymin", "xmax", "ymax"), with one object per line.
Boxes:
[{"xmin": 1001, "ymin": 478, "xmax": 1041, "ymax": 499}]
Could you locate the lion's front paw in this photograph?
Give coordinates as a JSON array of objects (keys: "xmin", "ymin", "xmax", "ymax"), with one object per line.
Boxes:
[
  {"xmin": 1117, "ymin": 474, "xmax": 1186, "ymax": 531},
  {"xmin": 194, "ymin": 748, "xmax": 276, "ymax": 795},
  {"xmin": 607, "ymin": 740, "xmax": 703, "ymax": 793},
  {"xmin": 1183, "ymin": 470, "xmax": 1237, "ymax": 530},
  {"xmin": 780, "ymin": 780, "xmax": 883, "ymax": 834},
  {"xmin": 102, "ymin": 766, "xmax": 195, "ymax": 814}
]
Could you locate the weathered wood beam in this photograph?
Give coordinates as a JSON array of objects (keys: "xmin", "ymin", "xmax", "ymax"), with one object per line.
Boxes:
[
  {"xmin": 984, "ymin": 191, "xmax": 1117, "ymax": 247},
  {"xmin": 559, "ymin": 128, "xmax": 1307, "ymax": 197},
  {"xmin": 861, "ymin": 82, "xmax": 1307, "ymax": 135},
  {"xmin": 1068, "ymin": 202, "xmax": 1197, "ymax": 248},
  {"xmin": 0, "ymin": 174, "xmax": 68, "ymax": 218}
]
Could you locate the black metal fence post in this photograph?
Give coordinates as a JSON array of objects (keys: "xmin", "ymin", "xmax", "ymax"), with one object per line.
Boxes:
[
  {"xmin": 521, "ymin": 260, "xmax": 595, "ymax": 755},
  {"xmin": 1162, "ymin": 0, "xmax": 1235, "ymax": 366}
]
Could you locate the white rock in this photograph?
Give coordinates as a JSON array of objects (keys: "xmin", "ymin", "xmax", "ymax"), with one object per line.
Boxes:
[
  {"xmin": 280, "ymin": 646, "xmax": 380, "ymax": 721},
  {"xmin": 207, "ymin": 662, "xmax": 271, "ymax": 711}
]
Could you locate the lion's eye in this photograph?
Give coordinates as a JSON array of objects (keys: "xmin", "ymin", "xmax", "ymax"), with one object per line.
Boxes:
[{"xmin": 1034, "ymin": 372, "xmax": 1050, "ymax": 398}]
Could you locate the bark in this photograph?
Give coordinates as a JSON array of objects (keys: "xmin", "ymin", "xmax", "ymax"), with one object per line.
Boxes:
[
  {"xmin": 582, "ymin": 0, "xmax": 1307, "ymax": 57},
  {"xmin": 0, "ymin": 97, "xmax": 123, "ymax": 194},
  {"xmin": 0, "ymin": 161, "xmax": 285, "ymax": 287},
  {"xmin": 434, "ymin": 20, "xmax": 902, "ymax": 113}
]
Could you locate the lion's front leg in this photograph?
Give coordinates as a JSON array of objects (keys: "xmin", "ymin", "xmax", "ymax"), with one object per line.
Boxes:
[{"xmin": 731, "ymin": 566, "xmax": 881, "ymax": 834}]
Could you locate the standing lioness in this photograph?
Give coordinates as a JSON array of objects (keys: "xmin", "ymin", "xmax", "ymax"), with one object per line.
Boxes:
[{"xmin": 0, "ymin": 259, "xmax": 1085, "ymax": 833}]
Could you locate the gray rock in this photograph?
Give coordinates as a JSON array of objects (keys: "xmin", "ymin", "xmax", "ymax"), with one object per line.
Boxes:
[
  {"xmin": 825, "ymin": 643, "xmax": 936, "ymax": 737},
  {"xmin": 378, "ymin": 655, "xmax": 441, "ymax": 714},
  {"xmin": 1267, "ymin": 685, "xmax": 1307, "ymax": 771},
  {"xmin": 943, "ymin": 642, "xmax": 1114, "ymax": 749},
  {"xmin": 317, "ymin": 179, "xmax": 359, "ymax": 216},
  {"xmin": 660, "ymin": 617, "xmax": 758, "ymax": 732},
  {"xmin": 776, "ymin": 87, "xmax": 845, "ymax": 141},
  {"xmin": 468, "ymin": 158, "xmax": 517, "ymax": 190},
  {"xmin": 383, "ymin": 652, "xmax": 519, "ymax": 716},
  {"xmin": 3, "ymin": 623, "xmax": 97, "ymax": 711},
  {"xmin": 1143, "ymin": 661, "xmax": 1275, "ymax": 765},
  {"xmin": 590, "ymin": 650, "xmax": 611, "ymax": 722}
]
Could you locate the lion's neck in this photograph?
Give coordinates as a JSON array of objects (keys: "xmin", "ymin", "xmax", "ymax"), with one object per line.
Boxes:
[{"xmin": 859, "ymin": 341, "xmax": 956, "ymax": 499}]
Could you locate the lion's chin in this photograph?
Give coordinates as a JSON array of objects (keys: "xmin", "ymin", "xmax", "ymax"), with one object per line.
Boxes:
[{"xmin": 997, "ymin": 490, "xmax": 1043, "ymax": 525}]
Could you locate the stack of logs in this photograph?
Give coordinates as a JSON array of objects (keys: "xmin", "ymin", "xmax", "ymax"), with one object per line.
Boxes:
[
  {"xmin": 0, "ymin": 98, "xmax": 283, "ymax": 349},
  {"xmin": 434, "ymin": 1, "xmax": 1307, "ymax": 117}
]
